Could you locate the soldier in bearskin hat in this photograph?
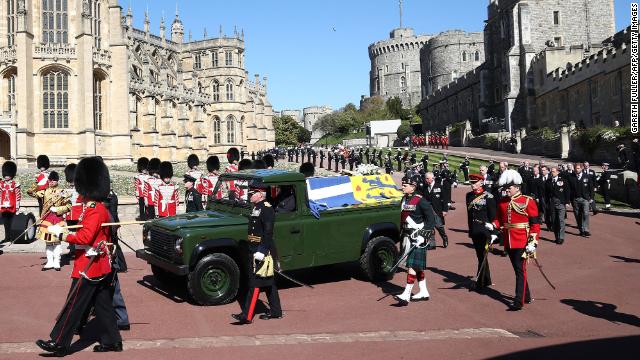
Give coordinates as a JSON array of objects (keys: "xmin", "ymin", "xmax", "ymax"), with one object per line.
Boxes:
[
  {"xmin": 394, "ymin": 174, "xmax": 436, "ymax": 306},
  {"xmin": 253, "ymin": 159, "xmax": 267, "ymax": 169},
  {"xmin": 155, "ymin": 162, "xmax": 179, "ymax": 218},
  {"xmin": 37, "ymin": 157, "xmax": 122, "ymax": 356},
  {"xmin": 226, "ymin": 147, "xmax": 240, "ymax": 173},
  {"xmin": 143, "ymin": 158, "xmax": 162, "ymax": 219},
  {"xmin": 263, "ymin": 154, "xmax": 275, "ymax": 169},
  {"xmin": 186, "ymin": 154, "xmax": 202, "ymax": 180},
  {"xmin": 36, "ymin": 171, "xmax": 71, "ymax": 271},
  {"xmin": 134, "ymin": 157, "xmax": 149, "ymax": 221},
  {"xmin": 27, "ymin": 155, "xmax": 51, "ymax": 215},
  {"xmin": 196, "ymin": 156, "xmax": 221, "ymax": 206},
  {"xmin": 1, "ymin": 161, "xmax": 20, "ymax": 242}
]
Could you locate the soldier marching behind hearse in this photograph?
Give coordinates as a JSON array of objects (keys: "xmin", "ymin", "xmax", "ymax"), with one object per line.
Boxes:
[{"xmin": 466, "ymin": 174, "xmax": 497, "ymax": 292}]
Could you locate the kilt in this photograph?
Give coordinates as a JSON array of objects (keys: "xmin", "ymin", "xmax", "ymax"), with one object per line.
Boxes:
[{"xmin": 406, "ymin": 245, "xmax": 427, "ymax": 270}]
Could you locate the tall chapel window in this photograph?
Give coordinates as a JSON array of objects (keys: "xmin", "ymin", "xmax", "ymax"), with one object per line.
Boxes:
[
  {"xmin": 225, "ymin": 51, "xmax": 233, "ymax": 66},
  {"xmin": 213, "ymin": 117, "xmax": 221, "ymax": 144},
  {"xmin": 42, "ymin": 0, "xmax": 69, "ymax": 44},
  {"xmin": 212, "ymin": 51, "xmax": 219, "ymax": 67},
  {"xmin": 212, "ymin": 80, "xmax": 220, "ymax": 102},
  {"xmin": 91, "ymin": 0, "xmax": 101, "ymax": 48},
  {"xmin": 226, "ymin": 115, "xmax": 235, "ymax": 143},
  {"xmin": 5, "ymin": 72, "xmax": 16, "ymax": 112},
  {"xmin": 194, "ymin": 53, "xmax": 202, "ymax": 70},
  {"xmin": 225, "ymin": 79, "xmax": 234, "ymax": 101},
  {"xmin": 42, "ymin": 70, "xmax": 69, "ymax": 128},
  {"xmin": 7, "ymin": 0, "xmax": 16, "ymax": 46},
  {"xmin": 93, "ymin": 75, "xmax": 103, "ymax": 130}
]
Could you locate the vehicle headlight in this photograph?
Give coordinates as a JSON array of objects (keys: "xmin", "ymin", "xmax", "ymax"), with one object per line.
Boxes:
[{"xmin": 175, "ymin": 237, "xmax": 184, "ymax": 255}]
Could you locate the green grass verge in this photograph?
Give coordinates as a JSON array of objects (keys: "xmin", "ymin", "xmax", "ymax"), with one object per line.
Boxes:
[{"xmin": 315, "ymin": 131, "xmax": 366, "ymax": 146}]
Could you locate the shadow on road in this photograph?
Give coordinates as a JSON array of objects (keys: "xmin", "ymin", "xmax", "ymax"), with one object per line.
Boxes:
[
  {"xmin": 137, "ymin": 275, "xmax": 189, "ymax": 304},
  {"xmin": 561, "ymin": 299, "xmax": 640, "ymax": 328},
  {"xmin": 275, "ymin": 263, "xmax": 361, "ymax": 290},
  {"xmin": 455, "ymin": 242, "xmax": 475, "ymax": 249},
  {"xmin": 609, "ymin": 255, "xmax": 640, "ymax": 264},
  {"xmin": 488, "ymin": 335, "xmax": 639, "ymax": 359},
  {"xmin": 427, "ymin": 266, "xmax": 512, "ymax": 307},
  {"xmin": 448, "ymin": 228, "xmax": 468, "ymax": 234}
]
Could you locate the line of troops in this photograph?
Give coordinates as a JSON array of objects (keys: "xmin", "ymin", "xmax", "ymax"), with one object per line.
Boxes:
[{"xmin": 408, "ymin": 133, "xmax": 449, "ymax": 149}]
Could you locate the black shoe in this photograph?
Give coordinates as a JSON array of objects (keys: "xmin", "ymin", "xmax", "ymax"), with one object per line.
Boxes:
[
  {"xmin": 392, "ymin": 295, "xmax": 409, "ymax": 306},
  {"xmin": 443, "ymin": 239, "xmax": 449, "ymax": 248},
  {"xmin": 55, "ymin": 267, "xmax": 61, "ymax": 271},
  {"xmin": 508, "ymin": 302, "xmax": 523, "ymax": 311},
  {"xmin": 93, "ymin": 342, "xmax": 123, "ymax": 353},
  {"xmin": 259, "ymin": 313, "xmax": 283, "ymax": 320},
  {"xmin": 556, "ymin": 239, "xmax": 564, "ymax": 245},
  {"xmin": 118, "ymin": 324, "xmax": 131, "ymax": 331},
  {"xmin": 231, "ymin": 313, "xmax": 252, "ymax": 324},
  {"xmin": 525, "ymin": 298, "xmax": 534, "ymax": 304},
  {"xmin": 583, "ymin": 232, "xmax": 591, "ymax": 237},
  {"xmin": 36, "ymin": 339, "xmax": 67, "ymax": 356},
  {"xmin": 42, "ymin": 267, "xmax": 51, "ymax": 271},
  {"xmin": 501, "ymin": 250, "xmax": 507, "ymax": 257}
]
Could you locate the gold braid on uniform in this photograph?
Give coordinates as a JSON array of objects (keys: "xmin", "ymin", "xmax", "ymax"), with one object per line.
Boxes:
[
  {"xmin": 467, "ymin": 192, "xmax": 491, "ymax": 211},
  {"xmin": 509, "ymin": 193, "xmax": 530, "ymax": 216}
]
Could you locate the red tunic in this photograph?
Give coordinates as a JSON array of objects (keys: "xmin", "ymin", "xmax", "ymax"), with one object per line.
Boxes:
[
  {"xmin": 155, "ymin": 182, "xmax": 179, "ymax": 217},
  {"xmin": 64, "ymin": 202, "xmax": 112, "ymax": 279},
  {"xmin": 135, "ymin": 173, "xmax": 150, "ymax": 198},
  {"xmin": 35, "ymin": 171, "xmax": 49, "ymax": 191},
  {"xmin": 0, "ymin": 179, "xmax": 21, "ymax": 213},
  {"xmin": 64, "ymin": 187, "xmax": 83, "ymax": 221},
  {"xmin": 144, "ymin": 176, "xmax": 163, "ymax": 206},
  {"xmin": 492, "ymin": 193, "xmax": 540, "ymax": 249}
]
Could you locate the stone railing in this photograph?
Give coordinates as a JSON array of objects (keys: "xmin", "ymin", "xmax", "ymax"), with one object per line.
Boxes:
[
  {"xmin": 0, "ymin": 46, "xmax": 17, "ymax": 63},
  {"xmin": 33, "ymin": 43, "xmax": 76, "ymax": 60},
  {"xmin": 129, "ymin": 77, "xmax": 213, "ymax": 104},
  {"xmin": 93, "ymin": 48, "xmax": 111, "ymax": 66}
]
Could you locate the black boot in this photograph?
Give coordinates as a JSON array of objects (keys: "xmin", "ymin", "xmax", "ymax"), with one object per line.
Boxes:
[
  {"xmin": 443, "ymin": 237, "xmax": 449, "ymax": 248},
  {"xmin": 93, "ymin": 342, "xmax": 123, "ymax": 353},
  {"xmin": 36, "ymin": 339, "xmax": 67, "ymax": 357}
]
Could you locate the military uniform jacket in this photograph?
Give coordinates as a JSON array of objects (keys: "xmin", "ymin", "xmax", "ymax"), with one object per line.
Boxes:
[
  {"xmin": 63, "ymin": 202, "xmax": 113, "ymax": 279},
  {"xmin": 546, "ymin": 176, "xmax": 571, "ymax": 204},
  {"xmin": 400, "ymin": 194, "xmax": 436, "ymax": 232},
  {"xmin": 248, "ymin": 200, "xmax": 277, "ymax": 257},
  {"xmin": 185, "ymin": 188, "xmax": 204, "ymax": 213},
  {"xmin": 155, "ymin": 182, "xmax": 179, "ymax": 217},
  {"xmin": 597, "ymin": 171, "xmax": 612, "ymax": 190},
  {"xmin": 422, "ymin": 182, "xmax": 445, "ymax": 215},
  {"xmin": 466, "ymin": 190, "xmax": 496, "ymax": 239},
  {"xmin": 0, "ymin": 179, "xmax": 21, "ymax": 213},
  {"xmin": 460, "ymin": 160, "xmax": 470, "ymax": 170},
  {"xmin": 491, "ymin": 194, "xmax": 540, "ymax": 249},
  {"xmin": 569, "ymin": 173, "xmax": 594, "ymax": 201},
  {"xmin": 528, "ymin": 175, "xmax": 546, "ymax": 204},
  {"xmin": 134, "ymin": 173, "xmax": 150, "ymax": 199}
]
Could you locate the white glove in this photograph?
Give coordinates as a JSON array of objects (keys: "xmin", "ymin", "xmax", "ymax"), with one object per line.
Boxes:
[
  {"xmin": 47, "ymin": 224, "xmax": 63, "ymax": 235},
  {"xmin": 412, "ymin": 235, "xmax": 425, "ymax": 246},
  {"xmin": 253, "ymin": 252, "xmax": 265, "ymax": 261},
  {"xmin": 85, "ymin": 247, "xmax": 98, "ymax": 257},
  {"xmin": 453, "ymin": 182, "xmax": 458, "ymax": 188},
  {"xmin": 49, "ymin": 206, "xmax": 58, "ymax": 212},
  {"xmin": 485, "ymin": 223, "xmax": 494, "ymax": 231},
  {"xmin": 525, "ymin": 242, "xmax": 537, "ymax": 255},
  {"xmin": 489, "ymin": 235, "xmax": 499, "ymax": 245}
]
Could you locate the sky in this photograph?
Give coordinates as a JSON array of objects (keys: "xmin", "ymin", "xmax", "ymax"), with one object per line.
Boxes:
[{"xmin": 131, "ymin": 0, "xmax": 635, "ymax": 112}]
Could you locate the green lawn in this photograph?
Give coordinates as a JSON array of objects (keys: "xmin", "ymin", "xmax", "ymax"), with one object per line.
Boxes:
[{"xmin": 315, "ymin": 131, "xmax": 366, "ymax": 146}]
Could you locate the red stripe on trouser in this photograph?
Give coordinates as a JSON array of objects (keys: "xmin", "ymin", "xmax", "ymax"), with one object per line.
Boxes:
[
  {"xmin": 55, "ymin": 280, "xmax": 83, "ymax": 344},
  {"xmin": 406, "ymin": 274, "xmax": 416, "ymax": 284},
  {"xmin": 417, "ymin": 271, "xmax": 425, "ymax": 281},
  {"xmin": 521, "ymin": 259, "xmax": 527, "ymax": 305},
  {"xmin": 246, "ymin": 288, "xmax": 260, "ymax": 322}
]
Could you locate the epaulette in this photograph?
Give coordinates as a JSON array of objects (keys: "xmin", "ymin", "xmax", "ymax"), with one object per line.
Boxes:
[
  {"xmin": 264, "ymin": 201, "xmax": 271, "ymax": 207},
  {"xmin": 87, "ymin": 201, "xmax": 97, "ymax": 208}
]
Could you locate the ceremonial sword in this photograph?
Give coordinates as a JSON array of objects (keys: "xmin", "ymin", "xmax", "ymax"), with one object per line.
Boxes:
[
  {"xmin": 532, "ymin": 257, "xmax": 557, "ymax": 290},
  {"xmin": 275, "ymin": 269, "xmax": 314, "ymax": 289},
  {"xmin": 469, "ymin": 243, "xmax": 490, "ymax": 291}
]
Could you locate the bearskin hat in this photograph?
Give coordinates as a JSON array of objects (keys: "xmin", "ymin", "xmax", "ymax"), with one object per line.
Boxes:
[
  {"xmin": 159, "ymin": 161, "xmax": 174, "ymax": 179},
  {"xmin": 262, "ymin": 154, "xmax": 274, "ymax": 168},
  {"xmin": 227, "ymin": 147, "xmax": 240, "ymax": 163},
  {"xmin": 137, "ymin": 157, "xmax": 149, "ymax": 172},
  {"xmin": 64, "ymin": 163, "xmax": 77, "ymax": 183},
  {"xmin": 187, "ymin": 154, "xmax": 200, "ymax": 169},
  {"xmin": 2, "ymin": 161, "xmax": 17, "ymax": 178},
  {"xmin": 36, "ymin": 155, "xmax": 50, "ymax": 170},
  {"xmin": 206, "ymin": 156, "xmax": 220, "ymax": 172},
  {"xmin": 498, "ymin": 169, "xmax": 523, "ymax": 187},
  {"xmin": 75, "ymin": 157, "xmax": 110, "ymax": 201},
  {"xmin": 148, "ymin": 158, "xmax": 161, "ymax": 175},
  {"xmin": 300, "ymin": 162, "xmax": 315, "ymax": 178},
  {"xmin": 252, "ymin": 159, "xmax": 267, "ymax": 169},
  {"xmin": 48, "ymin": 171, "xmax": 60, "ymax": 182},
  {"xmin": 238, "ymin": 158, "xmax": 253, "ymax": 171}
]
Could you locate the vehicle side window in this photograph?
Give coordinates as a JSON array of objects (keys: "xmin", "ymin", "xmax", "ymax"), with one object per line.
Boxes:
[{"xmin": 272, "ymin": 185, "xmax": 296, "ymax": 214}]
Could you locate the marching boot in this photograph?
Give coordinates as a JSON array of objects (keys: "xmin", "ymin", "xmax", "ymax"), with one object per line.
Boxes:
[
  {"xmin": 443, "ymin": 235, "xmax": 449, "ymax": 248},
  {"xmin": 43, "ymin": 245, "xmax": 55, "ymax": 270},
  {"xmin": 93, "ymin": 342, "xmax": 123, "ymax": 353},
  {"xmin": 393, "ymin": 283, "xmax": 413, "ymax": 306},
  {"xmin": 36, "ymin": 339, "xmax": 67, "ymax": 357},
  {"xmin": 412, "ymin": 279, "xmax": 430, "ymax": 301}
]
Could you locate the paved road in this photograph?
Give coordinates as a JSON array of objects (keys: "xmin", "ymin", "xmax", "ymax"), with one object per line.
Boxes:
[{"xmin": 0, "ymin": 179, "xmax": 638, "ymax": 359}]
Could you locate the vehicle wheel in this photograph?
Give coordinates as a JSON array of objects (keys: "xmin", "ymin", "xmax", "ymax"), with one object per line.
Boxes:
[
  {"xmin": 188, "ymin": 253, "xmax": 240, "ymax": 306},
  {"xmin": 151, "ymin": 265, "xmax": 182, "ymax": 286},
  {"xmin": 360, "ymin": 236, "xmax": 398, "ymax": 282}
]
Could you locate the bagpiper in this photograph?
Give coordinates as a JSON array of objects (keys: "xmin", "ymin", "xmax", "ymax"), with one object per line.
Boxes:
[
  {"xmin": 394, "ymin": 174, "xmax": 436, "ymax": 305},
  {"xmin": 155, "ymin": 162, "xmax": 179, "ymax": 218},
  {"xmin": 1, "ymin": 161, "xmax": 20, "ymax": 242},
  {"xmin": 485, "ymin": 170, "xmax": 539, "ymax": 310},
  {"xmin": 35, "ymin": 171, "xmax": 70, "ymax": 271},
  {"xmin": 134, "ymin": 157, "xmax": 150, "ymax": 221},
  {"xmin": 466, "ymin": 174, "xmax": 496, "ymax": 292},
  {"xmin": 232, "ymin": 183, "xmax": 282, "ymax": 324},
  {"xmin": 143, "ymin": 158, "xmax": 162, "ymax": 219},
  {"xmin": 27, "ymin": 155, "xmax": 51, "ymax": 215},
  {"xmin": 37, "ymin": 157, "xmax": 122, "ymax": 356}
]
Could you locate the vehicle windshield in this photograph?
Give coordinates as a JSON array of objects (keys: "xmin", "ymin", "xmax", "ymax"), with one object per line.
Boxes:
[{"xmin": 208, "ymin": 177, "xmax": 255, "ymax": 209}]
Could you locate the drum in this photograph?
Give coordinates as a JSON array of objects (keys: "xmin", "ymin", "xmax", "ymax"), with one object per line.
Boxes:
[{"xmin": 7, "ymin": 212, "xmax": 37, "ymax": 244}]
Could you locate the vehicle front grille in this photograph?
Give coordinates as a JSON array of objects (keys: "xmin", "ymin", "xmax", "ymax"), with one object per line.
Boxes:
[{"xmin": 148, "ymin": 229, "xmax": 179, "ymax": 260}]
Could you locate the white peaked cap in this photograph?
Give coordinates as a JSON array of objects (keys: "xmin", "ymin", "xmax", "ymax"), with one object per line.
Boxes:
[{"xmin": 498, "ymin": 169, "xmax": 523, "ymax": 187}]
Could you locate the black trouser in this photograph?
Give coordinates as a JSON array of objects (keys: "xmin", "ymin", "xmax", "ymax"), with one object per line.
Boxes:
[
  {"xmin": 462, "ymin": 168, "xmax": 469, "ymax": 182},
  {"xmin": 334, "ymin": 161, "xmax": 338, "ymax": 172},
  {"xmin": 50, "ymin": 275, "xmax": 121, "ymax": 348},
  {"xmin": 241, "ymin": 282, "xmax": 282, "ymax": 321},
  {"xmin": 397, "ymin": 160, "xmax": 401, "ymax": 171},
  {"xmin": 146, "ymin": 205, "xmax": 155, "ymax": 219},
  {"xmin": 471, "ymin": 234, "xmax": 491, "ymax": 288},
  {"xmin": 507, "ymin": 248, "xmax": 531, "ymax": 306},
  {"xmin": 349, "ymin": 162, "xmax": 354, "ymax": 171},
  {"xmin": 138, "ymin": 198, "xmax": 146, "ymax": 220},
  {"xmin": 430, "ymin": 214, "xmax": 448, "ymax": 246},
  {"xmin": 601, "ymin": 188, "xmax": 610, "ymax": 205},
  {"xmin": 1, "ymin": 212, "xmax": 15, "ymax": 241}
]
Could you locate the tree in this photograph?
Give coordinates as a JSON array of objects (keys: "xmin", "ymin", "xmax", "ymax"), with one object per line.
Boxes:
[
  {"xmin": 297, "ymin": 127, "xmax": 311, "ymax": 143},
  {"xmin": 396, "ymin": 123, "xmax": 412, "ymax": 140},
  {"xmin": 386, "ymin": 97, "xmax": 410, "ymax": 120},
  {"xmin": 274, "ymin": 115, "xmax": 303, "ymax": 145}
]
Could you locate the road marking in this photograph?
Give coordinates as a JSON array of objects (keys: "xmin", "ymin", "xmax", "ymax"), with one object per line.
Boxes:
[{"xmin": 0, "ymin": 328, "xmax": 518, "ymax": 354}]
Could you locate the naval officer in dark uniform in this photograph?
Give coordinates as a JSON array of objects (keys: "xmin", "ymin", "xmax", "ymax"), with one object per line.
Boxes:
[
  {"xmin": 466, "ymin": 174, "xmax": 496, "ymax": 291},
  {"xmin": 184, "ymin": 174, "xmax": 203, "ymax": 213},
  {"xmin": 232, "ymin": 183, "xmax": 282, "ymax": 324}
]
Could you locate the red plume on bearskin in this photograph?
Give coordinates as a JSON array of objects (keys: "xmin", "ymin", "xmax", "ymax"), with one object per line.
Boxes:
[
  {"xmin": 262, "ymin": 154, "xmax": 274, "ymax": 168},
  {"xmin": 159, "ymin": 161, "xmax": 174, "ymax": 179},
  {"xmin": 226, "ymin": 147, "xmax": 240, "ymax": 163},
  {"xmin": 64, "ymin": 163, "xmax": 77, "ymax": 183},
  {"xmin": 1, "ymin": 161, "xmax": 17, "ymax": 178},
  {"xmin": 137, "ymin": 157, "xmax": 149, "ymax": 172},
  {"xmin": 36, "ymin": 155, "xmax": 50, "ymax": 170},
  {"xmin": 74, "ymin": 157, "xmax": 110, "ymax": 202},
  {"xmin": 187, "ymin": 154, "xmax": 200, "ymax": 169},
  {"xmin": 148, "ymin": 158, "xmax": 161, "ymax": 175},
  {"xmin": 206, "ymin": 156, "xmax": 220, "ymax": 172}
]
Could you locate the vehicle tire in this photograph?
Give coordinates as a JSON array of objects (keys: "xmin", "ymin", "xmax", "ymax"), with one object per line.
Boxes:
[
  {"xmin": 360, "ymin": 236, "xmax": 398, "ymax": 282},
  {"xmin": 151, "ymin": 265, "xmax": 182, "ymax": 286},
  {"xmin": 188, "ymin": 253, "xmax": 240, "ymax": 306}
]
